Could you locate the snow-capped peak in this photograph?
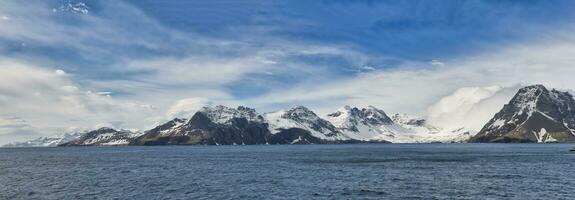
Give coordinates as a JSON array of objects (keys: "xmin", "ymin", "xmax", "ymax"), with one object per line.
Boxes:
[
  {"xmin": 62, "ymin": 127, "xmax": 142, "ymax": 146},
  {"xmin": 503, "ymin": 84, "xmax": 575, "ymax": 120},
  {"xmin": 147, "ymin": 118, "xmax": 188, "ymax": 137},
  {"xmin": 327, "ymin": 106, "xmax": 472, "ymax": 143},
  {"xmin": 280, "ymin": 106, "xmax": 323, "ymax": 123},
  {"xmin": 264, "ymin": 106, "xmax": 345, "ymax": 140},
  {"xmin": 512, "ymin": 84, "xmax": 547, "ymax": 116},
  {"xmin": 327, "ymin": 105, "xmax": 393, "ymax": 132},
  {"xmin": 361, "ymin": 106, "xmax": 394, "ymax": 126},
  {"xmin": 199, "ymin": 105, "xmax": 264, "ymax": 124},
  {"xmin": 471, "ymin": 85, "xmax": 575, "ymax": 143}
]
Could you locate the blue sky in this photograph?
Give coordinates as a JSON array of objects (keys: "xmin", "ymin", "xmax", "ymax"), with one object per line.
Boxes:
[{"xmin": 2, "ymin": 0, "xmax": 575, "ymax": 143}]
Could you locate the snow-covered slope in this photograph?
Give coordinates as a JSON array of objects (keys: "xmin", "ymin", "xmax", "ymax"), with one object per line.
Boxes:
[
  {"xmin": 392, "ymin": 113, "xmax": 475, "ymax": 143},
  {"xmin": 471, "ymin": 85, "xmax": 575, "ymax": 143},
  {"xmin": 264, "ymin": 106, "xmax": 349, "ymax": 141},
  {"xmin": 146, "ymin": 118, "xmax": 188, "ymax": 137},
  {"xmin": 60, "ymin": 127, "xmax": 143, "ymax": 146},
  {"xmin": 327, "ymin": 106, "xmax": 405, "ymax": 141},
  {"xmin": 326, "ymin": 106, "xmax": 472, "ymax": 143},
  {"xmin": 3, "ymin": 133, "xmax": 81, "ymax": 147}
]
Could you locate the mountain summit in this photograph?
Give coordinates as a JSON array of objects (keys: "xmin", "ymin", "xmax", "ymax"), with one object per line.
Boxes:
[
  {"xmin": 470, "ymin": 85, "xmax": 575, "ymax": 143},
  {"xmin": 264, "ymin": 106, "xmax": 348, "ymax": 141}
]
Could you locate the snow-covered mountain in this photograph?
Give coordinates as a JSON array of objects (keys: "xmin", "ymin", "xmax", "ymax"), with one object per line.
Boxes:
[
  {"xmin": 133, "ymin": 105, "xmax": 351, "ymax": 145},
  {"xmin": 5, "ymin": 104, "xmax": 478, "ymax": 147},
  {"xmin": 133, "ymin": 105, "xmax": 270, "ymax": 145},
  {"xmin": 470, "ymin": 85, "xmax": 575, "ymax": 143},
  {"xmin": 3, "ymin": 133, "xmax": 81, "ymax": 147},
  {"xmin": 326, "ymin": 106, "xmax": 472, "ymax": 143},
  {"xmin": 327, "ymin": 106, "xmax": 403, "ymax": 141},
  {"xmin": 264, "ymin": 106, "xmax": 349, "ymax": 141},
  {"xmin": 22, "ymin": 85, "xmax": 575, "ymax": 147},
  {"xmin": 59, "ymin": 127, "xmax": 142, "ymax": 146}
]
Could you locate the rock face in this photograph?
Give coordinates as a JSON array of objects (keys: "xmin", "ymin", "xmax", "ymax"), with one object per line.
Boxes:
[
  {"xmin": 132, "ymin": 106, "xmax": 356, "ymax": 145},
  {"xmin": 470, "ymin": 85, "xmax": 575, "ymax": 143},
  {"xmin": 59, "ymin": 127, "xmax": 142, "ymax": 146}
]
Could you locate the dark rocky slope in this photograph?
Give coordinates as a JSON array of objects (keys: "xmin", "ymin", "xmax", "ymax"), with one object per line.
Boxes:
[{"xmin": 470, "ymin": 85, "xmax": 575, "ymax": 143}]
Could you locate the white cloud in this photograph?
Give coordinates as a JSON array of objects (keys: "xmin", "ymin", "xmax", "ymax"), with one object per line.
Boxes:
[
  {"xmin": 430, "ymin": 60, "xmax": 445, "ymax": 67},
  {"xmin": 166, "ymin": 98, "xmax": 210, "ymax": 119},
  {"xmin": 250, "ymin": 29, "xmax": 575, "ymax": 124},
  {"xmin": 0, "ymin": 60, "xmax": 157, "ymax": 145},
  {"xmin": 121, "ymin": 54, "xmax": 274, "ymax": 87},
  {"xmin": 427, "ymin": 85, "xmax": 520, "ymax": 131},
  {"xmin": 55, "ymin": 69, "xmax": 67, "ymax": 76}
]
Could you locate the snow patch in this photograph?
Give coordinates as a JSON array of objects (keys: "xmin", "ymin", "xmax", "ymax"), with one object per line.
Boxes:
[
  {"xmin": 290, "ymin": 136, "xmax": 304, "ymax": 144},
  {"xmin": 490, "ymin": 119, "xmax": 507, "ymax": 129},
  {"xmin": 533, "ymin": 128, "xmax": 547, "ymax": 143}
]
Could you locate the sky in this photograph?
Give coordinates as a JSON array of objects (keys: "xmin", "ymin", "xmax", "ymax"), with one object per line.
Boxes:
[{"xmin": 2, "ymin": 0, "xmax": 575, "ymax": 144}]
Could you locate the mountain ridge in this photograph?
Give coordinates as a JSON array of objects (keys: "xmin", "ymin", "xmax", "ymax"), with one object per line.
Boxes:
[{"xmin": 7, "ymin": 84, "xmax": 575, "ymax": 147}]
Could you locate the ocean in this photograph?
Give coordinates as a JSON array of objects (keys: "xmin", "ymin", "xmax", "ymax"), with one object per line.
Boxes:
[{"xmin": 1, "ymin": 144, "xmax": 574, "ymax": 199}]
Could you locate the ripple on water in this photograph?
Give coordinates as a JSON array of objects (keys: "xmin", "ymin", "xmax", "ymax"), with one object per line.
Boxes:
[{"xmin": 0, "ymin": 144, "xmax": 574, "ymax": 199}]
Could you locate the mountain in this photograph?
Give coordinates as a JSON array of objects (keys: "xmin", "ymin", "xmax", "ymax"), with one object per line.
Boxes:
[
  {"xmin": 133, "ymin": 105, "xmax": 470, "ymax": 145},
  {"xmin": 3, "ymin": 133, "xmax": 81, "ymax": 147},
  {"xmin": 264, "ymin": 106, "xmax": 349, "ymax": 141},
  {"xmin": 133, "ymin": 106, "xmax": 269, "ymax": 145},
  {"xmin": 327, "ymin": 106, "xmax": 403, "ymax": 141},
  {"xmin": 7, "ymin": 103, "xmax": 485, "ymax": 147},
  {"xmin": 59, "ymin": 127, "xmax": 142, "ymax": 146},
  {"xmin": 326, "ymin": 106, "xmax": 472, "ymax": 143},
  {"xmin": 470, "ymin": 85, "xmax": 575, "ymax": 143},
  {"xmin": 132, "ymin": 106, "xmax": 358, "ymax": 145}
]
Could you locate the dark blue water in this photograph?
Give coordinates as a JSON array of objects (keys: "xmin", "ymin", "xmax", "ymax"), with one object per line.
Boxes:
[{"xmin": 1, "ymin": 144, "xmax": 574, "ymax": 199}]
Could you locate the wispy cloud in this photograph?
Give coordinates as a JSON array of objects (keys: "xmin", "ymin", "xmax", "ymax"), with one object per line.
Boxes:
[
  {"xmin": 0, "ymin": 0, "xmax": 378, "ymax": 144},
  {"xmin": 2, "ymin": 0, "xmax": 575, "ymax": 144},
  {"xmin": 251, "ymin": 28, "xmax": 575, "ymax": 123}
]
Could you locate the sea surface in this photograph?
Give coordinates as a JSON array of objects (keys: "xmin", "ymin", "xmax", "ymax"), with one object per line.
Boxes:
[{"xmin": 1, "ymin": 144, "xmax": 575, "ymax": 200}]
